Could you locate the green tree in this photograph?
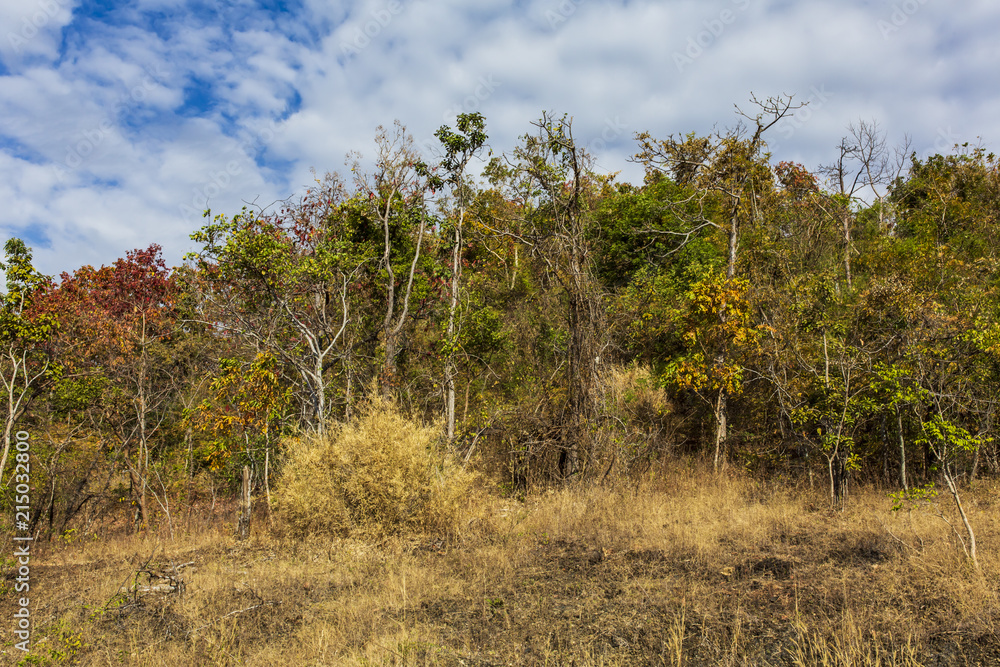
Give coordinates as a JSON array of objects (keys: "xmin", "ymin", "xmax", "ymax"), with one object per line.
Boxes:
[
  {"xmin": 0, "ymin": 239, "xmax": 55, "ymax": 482},
  {"xmin": 633, "ymin": 94, "xmax": 801, "ymax": 470},
  {"xmin": 349, "ymin": 121, "xmax": 441, "ymax": 395},
  {"xmin": 430, "ymin": 113, "xmax": 488, "ymax": 442},
  {"xmin": 189, "ymin": 174, "xmax": 369, "ymax": 432}
]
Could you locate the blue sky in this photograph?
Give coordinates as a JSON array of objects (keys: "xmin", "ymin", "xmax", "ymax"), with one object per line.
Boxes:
[{"xmin": 1, "ymin": 0, "xmax": 999, "ymax": 278}]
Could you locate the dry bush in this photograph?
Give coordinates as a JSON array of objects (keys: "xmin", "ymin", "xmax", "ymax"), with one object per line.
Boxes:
[
  {"xmin": 471, "ymin": 363, "xmax": 680, "ymax": 491},
  {"xmin": 588, "ymin": 363, "xmax": 680, "ymax": 480},
  {"xmin": 273, "ymin": 395, "xmax": 474, "ymax": 537}
]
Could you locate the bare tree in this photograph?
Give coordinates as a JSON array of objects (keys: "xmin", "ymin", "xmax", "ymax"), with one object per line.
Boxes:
[
  {"xmin": 351, "ymin": 121, "xmax": 436, "ymax": 396},
  {"xmin": 818, "ymin": 119, "xmax": 911, "ymax": 288}
]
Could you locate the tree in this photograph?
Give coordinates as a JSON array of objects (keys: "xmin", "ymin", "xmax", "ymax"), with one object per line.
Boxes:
[
  {"xmin": 45, "ymin": 245, "xmax": 179, "ymax": 530},
  {"xmin": 0, "ymin": 239, "xmax": 54, "ymax": 482},
  {"xmin": 191, "ymin": 351, "xmax": 292, "ymax": 525},
  {"xmin": 484, "ymin": 112, "xmax": 604, "ymax": 477},
  {"xmin": 189, "ymin": 175, "xmax": 367, "ymax": 432},
  {"xmin": 914, "ymin": 414, "xmax": 984, "ymax": 572},
  {"xmin": 788, "ymin": 332, "xmax": 873, "ymax": 507},
  {"xmin": 664, "ymin": 270, "xmax": 765, "ymax": 471},
  {"xmin": 430, "ymin": 113, "xmax": 488, "ymax": 442},
  {"xmin": 349, "ymin": 122, "xmax": 441, "ymax": 396},
  {"xmin": 890, "ymin": 144, "xmax": 1000, "ymax": 261},
  {"xmin": 633, "ymin": 94, "xmax": 801, "ymax": 470},
  {"xmin": 818, "ymin": 119, "xmax": 910, "ymax": 288}
]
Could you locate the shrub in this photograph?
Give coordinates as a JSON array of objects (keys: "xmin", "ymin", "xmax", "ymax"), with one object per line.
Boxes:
[{"xmin": 274, "ymin": 396, "xmax": 474, "ymax": 537}]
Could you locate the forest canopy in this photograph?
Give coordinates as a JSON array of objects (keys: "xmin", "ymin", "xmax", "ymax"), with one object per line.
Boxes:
[{"xmin": 3, "ymin": 98, "xmax": 998, "ymax": 539}]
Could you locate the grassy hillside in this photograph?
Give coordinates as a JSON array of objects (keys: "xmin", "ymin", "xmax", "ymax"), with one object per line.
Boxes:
[{"xmin": 3, "ymin": 467, "xmax": 999, "ymax": 665}]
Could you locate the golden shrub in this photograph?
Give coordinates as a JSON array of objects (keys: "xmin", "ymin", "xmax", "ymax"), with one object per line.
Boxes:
[{"xmin": 274, "ymin": 396, "xmax": 473, "ymax": 537}]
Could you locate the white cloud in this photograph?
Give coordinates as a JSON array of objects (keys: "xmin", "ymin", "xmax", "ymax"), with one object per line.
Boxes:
[
  {"xmin": 1, "ymin": 0, "xmax": 999, "ymax": 278},
  {"xmin": 0, "ymin": 0, "xmax": 78, "ymax": 63}
]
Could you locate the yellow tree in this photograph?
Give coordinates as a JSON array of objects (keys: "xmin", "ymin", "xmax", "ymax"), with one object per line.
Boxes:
[
  {"xmin": 192, "ymin": 351, "xmax": 292, "ymax": 514},
  {"xmin": 634, "ymin": 94, "xmax": 801, "ymax": 469},
  {"xmin": 665, "ymin": 270, "xmax": 765, "ymax": 470}
]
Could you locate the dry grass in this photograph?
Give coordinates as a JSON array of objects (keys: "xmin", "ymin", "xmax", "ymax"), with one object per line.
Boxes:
[
  {"xmin": 3, "ymin": 467, "xmax": 1000, "ymax": 665},
  {"xmin": 273, "ymin": 395, "xmax": 475, "ymax": 538}
]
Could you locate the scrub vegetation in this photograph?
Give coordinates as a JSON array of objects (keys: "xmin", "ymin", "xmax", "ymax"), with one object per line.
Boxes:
[{"xmin": 2, "ymin": 99, "xmax": 1000, "ymax": 664}]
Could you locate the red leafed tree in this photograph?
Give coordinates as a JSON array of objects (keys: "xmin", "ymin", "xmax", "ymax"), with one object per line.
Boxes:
[
  {"xmin": 43, "ymin": 245, "xmax": 178, "ymax": 531},
  {"xmin": 775, "ymin": 161, "xmax": 819, "ymax": 198}
]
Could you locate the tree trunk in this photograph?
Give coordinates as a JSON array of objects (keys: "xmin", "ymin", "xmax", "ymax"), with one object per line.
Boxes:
[
  {"xmin": 345, "ymin": 350, "xmax": 353, "ymax": 421},
  {"xmin": 380, "ymin": 210, "xmax": 426, "ymax": 398},
  {"xmin": 380, "ymin": 190, "xmax": 398, "ymax": 397},
  {"xmin": 842, "ymin": 210, "xmax": 853, "ymax": 291},
  {"xmin": 127, "ymin": 461, "xmax": 149, "ymax": 531},
  {"xmin": 712, "ymin": 197, "xmax": 740, "ymax": 474},
  {"xmin": 830, "ymin": 449, "xmax": 847, "ymax": 507},
  {"xmin": 713, "ymin": 389, "xmax": 727, "ymax": 472},
  {"xmin": 563, "ymin": 246, "xmax": 594, "ymax": 479},
  {"xmin": 382, "ymin": 335, "xmax": 399, "ymax": 395},
  {"xmin": 942, "ymin": 464, "xmax": 980, "ymax": 572},
  {"xmin": 0, "ymin": 416, "xmax": 13, "ymax": 484},
  {"xmin": 238, "ymin": 465, "xmax": 252, "ymax": 540},
  {"xmin": 0, "ymin": 351, "xmax": 43, "ymax": 481},
  {"xmin": 264, "ymin": 446, "xmax": 273, "ymax": 526},
  {"xmin": 897, "ymin": 406, "xmax": 907, "ymax": 490},
  {"xmin": 444, "ymin": 210, "xmax": 462, "ymax": 443},
  {"xmin": 313, "ymin": 356, "xmax": 326, "ymax": 434}
]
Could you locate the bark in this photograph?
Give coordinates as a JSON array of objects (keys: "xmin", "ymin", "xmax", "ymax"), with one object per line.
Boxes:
[
  {"xmin": 238, "ymin": 465, "xmax": 252, "ymax": 540},
  {"xmin": 0, "ymin": 349, "xmax": 46, "ymax": 481},
  {"xmin": 127, "ymin": 461, "xmax": 149, "ymax": 530},
  {"xmin": 444, "ymin": 207, "xmax": 463, "ymax": 443},
  {"xmin": 713, "ymin": 197, "xmax": 740, "ymax": 472},
  {"xmin": 264, "ymin": 446, "xmax": 273, "ymax": 526},
  {"xmin": 564, "ymin": 279, "xmax": 592, "ymax": 478},
  {"xmin": 380, "ymin": 197, "xmax": 427, "ymax": 396},
  {"xmin": 345, "ymin": 351, "xmax": 353, "ymax": 421},
  {"xmin": 713, "ymin": 389, "xmax": 727, "ymax": 472},
  {"xmin": 842, "ymin": 209, "xmax": 853, "ymax": 291},
  {"xmin": 897, "ymin": 406, "xmax": 908, "ymax": 490}
]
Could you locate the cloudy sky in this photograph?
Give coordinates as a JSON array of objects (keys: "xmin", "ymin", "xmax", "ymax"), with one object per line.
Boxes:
[{"xmin": 1, "ymin": 0, "xmax": 998, "ymax": 278}]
